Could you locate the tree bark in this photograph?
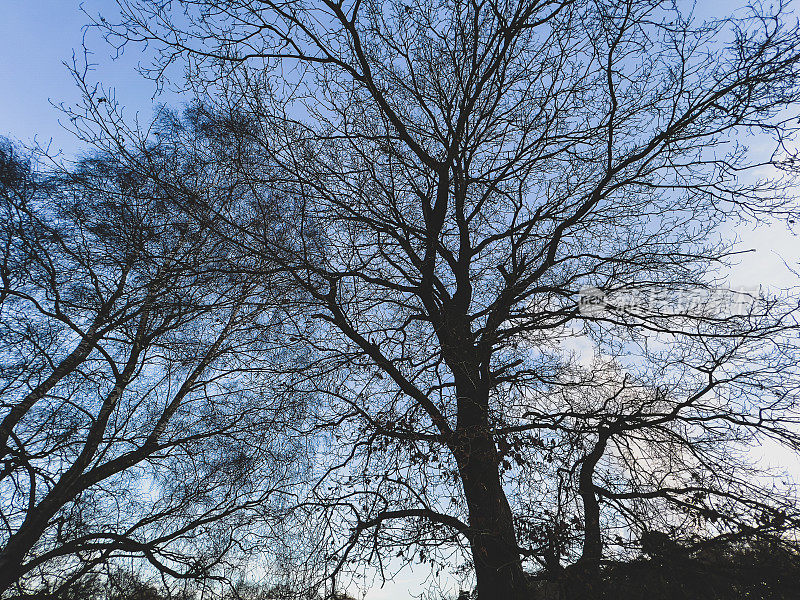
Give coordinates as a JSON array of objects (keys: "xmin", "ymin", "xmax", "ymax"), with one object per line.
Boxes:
[
  {"xmin": 453, "ymin": 378, "xmax": 530, "ymax": 600},
  {"xmin": 0, "ymin": 499, "xmax": 62, "ymax": 593},
  {"xmin": 578, "ymin": 443, "xmax": 605, "ymax": 569},
  {"xmin": 566, "ymin": 431, "xmax": 610, "ymax": 600}
]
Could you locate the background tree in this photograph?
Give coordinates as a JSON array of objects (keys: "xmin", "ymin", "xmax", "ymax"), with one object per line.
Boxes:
[
  {"xmin": 82, "ymin": 0, "xmax": 800, "ymax": 598},
  {"xmin": 0, "ymin": 138, "xmax": 306, "ymax": 598}
]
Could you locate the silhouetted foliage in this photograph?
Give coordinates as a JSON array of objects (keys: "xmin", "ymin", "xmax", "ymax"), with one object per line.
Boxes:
[{"xmin": 596, "ymin": 535, "xmax": 800, "ymax": 600}]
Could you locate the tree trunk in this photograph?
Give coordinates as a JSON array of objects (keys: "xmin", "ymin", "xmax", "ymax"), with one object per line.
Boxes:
[
  {"xmin": 578, "ymin": 452, "xmax": 603, "ymax": 569},
  {"xmin": 454, "ymin": 379, "xmax": 530, "ymax": 600},
  {"xmin": 566, "ymin": 433, "xmax": 610, "ymax": 600},
  {"xmin": 0, "ymin": 492, "xmax": 68, "ymax": 594}
]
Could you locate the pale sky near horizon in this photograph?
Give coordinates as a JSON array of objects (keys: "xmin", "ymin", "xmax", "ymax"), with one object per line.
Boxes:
[{"xmin": 0, "ymin": 2, "xmax": 797, "ymax": 599}]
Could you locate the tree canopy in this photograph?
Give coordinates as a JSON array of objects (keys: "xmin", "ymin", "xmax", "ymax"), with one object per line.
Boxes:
[{"xmin": 4, "ymin": 1, "xmax": 800, "ymax": 599}]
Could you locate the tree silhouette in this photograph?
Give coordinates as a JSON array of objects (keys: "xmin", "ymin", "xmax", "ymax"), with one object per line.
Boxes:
[
  {"xmin": 0, "ymin": 140, "xmax": 305, "ymax": 597},
  {"xmin": 22, "ymin": 0, "xmax": 800, "ymax": 597}
]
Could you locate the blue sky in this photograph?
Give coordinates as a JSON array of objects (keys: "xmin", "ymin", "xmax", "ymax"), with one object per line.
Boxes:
[
  {"xmin": 0, "ymin": 0, "xmax": 756, "ymax": 155},
  {"xmin": 0, "ymin": 5, "xmax": 453, "ymax": 596},
  {"xmin": 1, "ymin": 0, "xmax": 792, "ymax": 285},
  {"xmin": 0, "ymin": 0, "xmax": 177, "ymax": 156},
  {"xmin": 0, "ymin": 0, "xmax": 743, "ymax": 157}
]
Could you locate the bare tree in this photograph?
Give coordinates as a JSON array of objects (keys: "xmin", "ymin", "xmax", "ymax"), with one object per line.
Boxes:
[
  {"xmin": 0, "ymin": 139, "xmax": 305, "ymax": 597},
  {"xmin": 84, "ymin": 0, "xmax": 800, "ymax": 598},
  {"xmin": 505, "ymin": 332, "xmax": 800, "ymax": 597}
]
